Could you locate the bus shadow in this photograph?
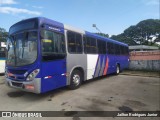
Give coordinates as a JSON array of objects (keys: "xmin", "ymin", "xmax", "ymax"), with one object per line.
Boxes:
[
  {"xmin": 82, "ymin": 73, "xmax": 116, "ymax": 86},
  {"xmin": 7, "ymin": 86, "xmax": 69, "ymax": 102}
]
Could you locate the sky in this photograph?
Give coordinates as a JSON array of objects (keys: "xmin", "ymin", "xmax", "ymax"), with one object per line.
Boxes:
[{"xmin": 0, "ymin": 0, "xmax": 159, "ymax": 36}]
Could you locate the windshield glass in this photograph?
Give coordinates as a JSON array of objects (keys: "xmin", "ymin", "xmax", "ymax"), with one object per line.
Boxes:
[
  {"xmin": 7, "ymin": 31, "xmax": 37, "ymax": 66},
  {"xmin": 41, "ymin": 30, "xmax": 66, "ymax": 61}
]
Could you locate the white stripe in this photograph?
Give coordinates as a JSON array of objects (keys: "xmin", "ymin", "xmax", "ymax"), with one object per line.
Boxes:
[
  {"xmin": 87, "ymin": 54, "xmax": 98, "ymax": 79},
  {"xmin": 64, "ymin": 24, "xmax": 85, "ymax": 34}
]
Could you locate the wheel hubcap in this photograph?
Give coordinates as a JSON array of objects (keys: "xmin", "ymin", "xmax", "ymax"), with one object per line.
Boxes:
[
  {"xmin": 73, "ymin": 74, "xmax": 80, "ymax": 86},
  {"xmin": 117, "ymin": 66, "xmax": 119, "ymax": 73}
]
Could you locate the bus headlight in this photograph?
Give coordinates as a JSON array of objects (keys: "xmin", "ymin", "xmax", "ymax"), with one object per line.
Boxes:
[{"xmin": 26, "ymin": 69, "xmax": 40, "ymax": 81}]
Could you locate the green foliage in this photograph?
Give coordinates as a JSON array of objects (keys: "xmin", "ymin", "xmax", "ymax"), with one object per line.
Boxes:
[
  {"xmin": 110, "ymin": 19, "xmax": 160, "ymax": 46},
  {"xmin": 0, "ymin": 27, "xmax": 8, "ymax": 43},
  {"xmin": 111, "ymin": 33, "xmax": 137, "ymax": 45},
  {"xmin": 95, "ymin": 33, "xmax": 109, "ymax": 38}
]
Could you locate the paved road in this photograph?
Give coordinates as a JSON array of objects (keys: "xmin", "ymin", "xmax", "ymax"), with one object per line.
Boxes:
[{"xmin": 0, "ymin": 75, "xmax": 159, "ymax": 120}]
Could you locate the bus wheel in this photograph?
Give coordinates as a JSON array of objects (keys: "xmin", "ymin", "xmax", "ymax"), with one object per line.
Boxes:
[
  {"xmin": 69, "ymin": 70, "xmax": 82, "ymax": 90},
  {"xmin": 116, "ymin": 65, "xmax": 120, "ymax": 74}
]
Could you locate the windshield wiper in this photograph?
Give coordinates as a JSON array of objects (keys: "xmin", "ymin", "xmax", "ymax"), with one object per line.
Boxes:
[{"xmin": 21, "ymin": 32, "xmax": 28, "ymax": 59}]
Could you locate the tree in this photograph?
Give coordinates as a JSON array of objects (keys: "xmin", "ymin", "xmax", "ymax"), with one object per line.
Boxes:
[
  {"xmin": 110, "ymin": 19, "xmax": 160, "ymax": 46},
  {"xmin": 0, "ymin": 27, "xmax": 8, "ymax": 43},
  {"xmin": 111, "ymin": 33, "xmax": 137, "ymax": 45},
  {"xmin": 95, "ymin": 33, "xmax": 109, "ymax": 38}
]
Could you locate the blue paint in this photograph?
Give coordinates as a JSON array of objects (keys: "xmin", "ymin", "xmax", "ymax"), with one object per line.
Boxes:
[
  {"xmin": 43, "ymin": 24, "xmax": 64, "ymax": 33},
  {"xmin": 38, "ymin": 17, "xmax": 64, "ymax": 29},
  {"xmin": 85, "ymin": 31, "xmax": 128, "ymax": 46},
  {"xmin": 6, "ymin": 61, "xmax": 40, "ymax": 81},
  {"xmin": 41, "ymin": 59, "xmax": 67, "ymax": 93}
]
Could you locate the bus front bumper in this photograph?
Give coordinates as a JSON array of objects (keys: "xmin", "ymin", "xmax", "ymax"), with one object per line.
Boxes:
[{"xmin": 5, "ymin": 78, "xmax": 41, "ymax": 94}]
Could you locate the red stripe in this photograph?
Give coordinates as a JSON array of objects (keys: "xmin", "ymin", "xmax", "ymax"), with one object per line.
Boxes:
[{"xmin": 103, "ymin": 57, "xmax": 109, "ymax": 75}]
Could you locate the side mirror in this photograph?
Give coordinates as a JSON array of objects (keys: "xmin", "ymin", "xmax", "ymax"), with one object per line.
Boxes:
[
  {"xmin": 7, "ymin": 44, "xmax": 10, "ymax": 51},
  {"xmin": 6, "ymin": 36, "xmax": 14, "ymax": 51}
]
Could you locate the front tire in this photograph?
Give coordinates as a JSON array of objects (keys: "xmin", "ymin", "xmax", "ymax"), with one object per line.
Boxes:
[{"xmin": 68, "ymin": 70, "xmax": 82, "ymax": 90}]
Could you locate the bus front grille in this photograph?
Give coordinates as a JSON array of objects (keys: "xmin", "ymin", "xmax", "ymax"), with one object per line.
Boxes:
[
  {"xmin": 8, "ymin": 69, "xmax": 27, "ymax": 75},
  {"xmin": 11, "ymin": 82, "xmax": 23, "ymax": 88}
]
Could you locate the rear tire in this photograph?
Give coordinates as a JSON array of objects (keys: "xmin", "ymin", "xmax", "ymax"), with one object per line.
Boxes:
[
  {"xmin": 68, "ymin": 70, "xmax": 82, "ymax": 90},
  {"xmin": 116, "ymin": 65, "xmax": 120, "ymax": 75}
]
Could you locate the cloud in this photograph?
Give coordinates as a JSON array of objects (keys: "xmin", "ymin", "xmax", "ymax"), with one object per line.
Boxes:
[
  {"xmin": 142, "ymin": 0, "xmax": 159, "ymax": 6},
  {"xmin": 32, "ymin": 5, "xmax": 43, "ymax": 9},
  {"xmin": 0, "ymin": 0, "xmax": 17, "ymax": 5},
  {"xmin": 0, "ymin": 7, "xmax": 41, "ymax": 15}
]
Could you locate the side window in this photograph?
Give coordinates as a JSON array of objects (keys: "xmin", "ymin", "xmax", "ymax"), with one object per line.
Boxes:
[
  {"xmin": 111, "ymin": 43, "xmax": 115, "ymax": 54},
  {"xmin": 107, "ymin": 42, "xmax": 111, "ymax": 54},
  {"xmin": 76, "ymin": 34, "xmax": 82, "ymax": 53},
  {"xmin": 84, "ymin": 36, "xmax": 97, "ymax": 54},
  {"xmin": 97, "ymin": 39, "xmax": 106, "ymax": 54},
  {"xmin": 67, "ymin": 31, "xmax": 82, "ymax": 54},
  {"xmin": 121, "ymin": 46, "xmax": 125, "ymax": 55},
  {"xmin": 41, "ymin": 30, "xmax": 65, "ymax": 54},
  {"xmin": 124, "ymin": 46, "xmax": 129, "ymax": 55},
  {"xmin": 41, "ymin": 30, "xmax": 66, "ymax": 61},
  {"xmin": 107, "ymin": 42, "xmax": 115, "ymax": 54},
  {"xmin": 115, "ymin": 44, "xmax": 120, "ymax": 55}
]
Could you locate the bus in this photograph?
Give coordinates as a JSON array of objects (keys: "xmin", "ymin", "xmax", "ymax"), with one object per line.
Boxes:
[
  {"xmin": 0, "ymin": 47, "xmax": 6, "ymax": 74},
  {"xmin": 5, "ymin": 17, "xmax": 129, "ymax": 93}
]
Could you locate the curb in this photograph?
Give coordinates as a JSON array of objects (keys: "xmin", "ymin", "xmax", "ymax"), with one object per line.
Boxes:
[{"xmin": 120, "ymin": 73, "xmax": 160, "ymax": 78}]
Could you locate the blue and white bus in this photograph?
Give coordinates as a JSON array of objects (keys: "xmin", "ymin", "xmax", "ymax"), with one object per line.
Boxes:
[
  {"xmin": 5, "ymin": 17, "xmax": 129, "ymax": 93},
  {"xmin": 0, "ymin": 47, "xmax": 6, "ymax": 74}
]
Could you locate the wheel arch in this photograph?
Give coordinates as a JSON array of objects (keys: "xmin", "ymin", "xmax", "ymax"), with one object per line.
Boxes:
[
  {"xmin": 69, "ymin": 66, "xmax": 85, "ymax": 84},
  {"xmin": 116, "ymin": 62, "xmax": 120, "ymax": 74},
  {"xmin": 116, "ymin": 63, "xmax": 120, "ymax": 68}
]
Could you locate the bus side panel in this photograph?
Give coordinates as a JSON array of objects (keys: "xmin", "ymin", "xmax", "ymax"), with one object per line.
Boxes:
[
  {"xmin": 41, "ymin": 59, "xmax": 67, "ymax": 93},
  {"xmin": 94, "ymin": 54, "xmax": 108, "ymax": 78},
  {"xmin": 108, "ymin": 55, "xmax": 129, "ymax": 73},
  {"xmin": 67, "ymin": 54, "xmax": 87, "ymax": 84},
  {"xmin": 107, "ymin": 55, "xmax": 116, "ymax": 74},
  {"xmin": 119, "ymin": 55, "xmax": 129, "ymax": 70}
]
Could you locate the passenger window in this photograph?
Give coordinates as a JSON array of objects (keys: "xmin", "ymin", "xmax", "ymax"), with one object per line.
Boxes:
[
  {"xmin": 107, "ymin": 42, "xmax": 114, "ymax": 54},
  {"xmin": 97, "ymin": 39, "xmax": 106, "ymax": 54},
  {"xmin": 41, "ymin": 30, "xmax": 65, "ymax": 54},
  {"xmin": 41, "ymin": 30, "xmax": 66, "ymax": 61},
  {"xmin": 67, "ymin": 31, "xmax": 82, "ymax": 54},
  {"xmin": 115, "ymin": 44, "xmax": 120, "ymax": 55},
  {"xmin": 84, "ymin": 36, "xmax": 97, "ymax": 54}
]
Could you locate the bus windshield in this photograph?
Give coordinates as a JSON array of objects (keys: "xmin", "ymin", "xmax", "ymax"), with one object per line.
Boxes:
[{"xmin": 7, "ymin": 31, "xmax": 37, "ymax": 66}]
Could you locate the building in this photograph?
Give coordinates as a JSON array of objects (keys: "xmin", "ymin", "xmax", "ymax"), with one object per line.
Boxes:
[{"xmin": 129, "ymin": 45, "xmax": 159, "ymax": 52}]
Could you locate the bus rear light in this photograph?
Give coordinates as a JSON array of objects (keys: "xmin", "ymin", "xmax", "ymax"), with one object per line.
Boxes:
[
  {"xmin": 26, "ymin": 69, "xmax": 40, "ymax": 81},
  {"xmin": 25, "ymin": 85, "xmax": 34, "ymax": 90}
]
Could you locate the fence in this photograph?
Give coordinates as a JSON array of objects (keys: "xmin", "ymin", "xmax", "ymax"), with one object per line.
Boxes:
[{"xmin": 129, "ymin": 51, "xmax": 160, "ymax": 71}]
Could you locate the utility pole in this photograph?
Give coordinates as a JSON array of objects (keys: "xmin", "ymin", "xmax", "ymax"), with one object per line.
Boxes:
[{"xmin": 92, "ymin": 24, "xmax": 102, "ymax": 33}]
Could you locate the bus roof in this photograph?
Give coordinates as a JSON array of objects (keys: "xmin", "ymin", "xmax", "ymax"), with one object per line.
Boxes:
[{"xmin": 10, "ymin": 17, "xmax": 128, "ymax": 47}]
